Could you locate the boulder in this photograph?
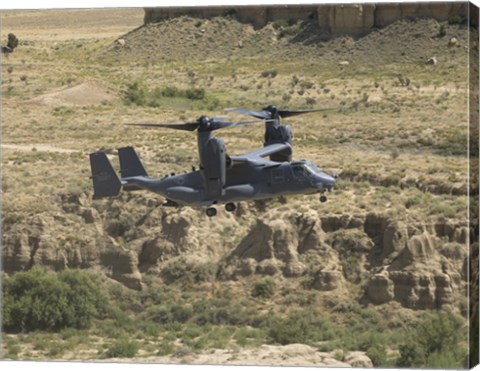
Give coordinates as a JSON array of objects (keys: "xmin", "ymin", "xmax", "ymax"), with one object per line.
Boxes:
[
  {"xmin": 449, "ymin": 37, "xmax": 458, "ymax": 47},
  {"xmin": 344, "ymin": 352, "xmax": 373, "ymax": 368},
  {"xmin": 312, "ymin": 270, "xmax": 344, "ymax": 291},
  {"xmin": 115, "ymin": 38, "xmax": 126, "ymax": 47}
]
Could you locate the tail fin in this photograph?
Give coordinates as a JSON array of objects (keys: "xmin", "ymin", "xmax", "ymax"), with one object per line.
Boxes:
[
  {"xmin": 118, "ymin": 146, "xmax": 148, "ymax": 178},
  {"xmin": 89, "ymin": 152, "xmax": 121, "ymax": 199}
]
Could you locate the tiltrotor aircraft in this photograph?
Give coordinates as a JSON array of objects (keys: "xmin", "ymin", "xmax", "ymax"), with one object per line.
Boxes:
[{"xmin": 89, "ymin": 106, "xmax": 336, "ymax": 217}]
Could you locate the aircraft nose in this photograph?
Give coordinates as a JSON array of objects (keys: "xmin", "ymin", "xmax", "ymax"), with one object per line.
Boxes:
[{"xmin": 316, "ymin": 172, "xmax": 336, "ymax": 189}]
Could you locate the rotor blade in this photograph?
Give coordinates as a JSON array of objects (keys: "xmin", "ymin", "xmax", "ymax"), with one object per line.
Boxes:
[
  {"xmin": 224, "ymin": 108, "xmax": 272, "ymax": 120},
  {"xmin": 211, "ymin": 116, "xmax": 228, "ymax": 122},
  {"xmin": 210, "ymin": 119, "xmax": 268, "ymax": 131},
  {"xmin": 277, "ymin": 108, "xmax": 331, "ymax": 118},
  {"xmin": 126, "ymin": 123, "xmax": 199, "ymax": 131}
]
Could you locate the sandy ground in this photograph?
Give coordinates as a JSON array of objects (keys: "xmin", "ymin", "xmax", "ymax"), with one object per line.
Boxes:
[
  {"xmin": 103, "ymin": 344, "xmax": 353, "ymax": 367},
  {"xmin": 1, "ymin": 143, "xmax": 79, "ymax": 153},
  {"xmin": 1, "ymin": 8, "xmax": 144, "ymax": 40},
  {"xmin": 29, "ymin": 81, "xmax": 119, "ymax": 106}
]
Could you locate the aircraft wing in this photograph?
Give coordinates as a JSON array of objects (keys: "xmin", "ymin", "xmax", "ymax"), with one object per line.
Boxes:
[{"xmin": 230, "ymin": 143, "xmax": 292, "ymax": 164}]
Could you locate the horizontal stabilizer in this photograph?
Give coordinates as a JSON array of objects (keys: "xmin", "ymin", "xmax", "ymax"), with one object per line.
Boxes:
[{"xmin": 89, "ymin": 152, "xmax": 121, "ymax": 199}]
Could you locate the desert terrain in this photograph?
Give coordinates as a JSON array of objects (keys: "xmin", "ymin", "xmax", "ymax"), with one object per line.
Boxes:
[{"xmin": 0, "ymin": 7, "xmax": 473, "ymax": 368}]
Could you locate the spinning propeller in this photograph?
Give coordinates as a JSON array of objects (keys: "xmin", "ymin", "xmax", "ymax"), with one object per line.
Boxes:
[
  {"xmin": 127, "ymin": 115, "xmax": 269, "ymax": 132},
  {"xmin": 226, "ymin": 105, "xmax": 330, "ymax": 120}
]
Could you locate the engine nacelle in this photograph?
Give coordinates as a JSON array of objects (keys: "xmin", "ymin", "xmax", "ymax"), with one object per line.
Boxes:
[
  {"xmin": 203, "ymin": 137, "xmax": 226, "ymax": 198},
  {"xmin": 265, "ymin": 124, "xmax": 293, "ymax": 162}
]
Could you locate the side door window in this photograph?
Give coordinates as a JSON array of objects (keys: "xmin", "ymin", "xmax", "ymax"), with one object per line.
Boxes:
[{"xmin": 292, "ymin": 165, "xmax": 306, "ymax": 178}]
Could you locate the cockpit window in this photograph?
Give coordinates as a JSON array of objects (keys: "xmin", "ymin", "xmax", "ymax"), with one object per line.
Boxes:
[
  {"xmin": 292, "ymin": 163, "xmax": 319, "ymax": 178},
  {"xmin": 304, "ymin": 163, "xmax": 319, "ymax": 175},
  {"xmin": 292, "ymin": 165, "xmax": 306, "ymax": 177}
]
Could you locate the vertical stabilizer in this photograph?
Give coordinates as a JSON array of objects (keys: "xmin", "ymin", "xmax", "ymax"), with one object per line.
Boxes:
[
  {"xmin": 89, "ymin": 152, "xmax": 121, "ymax": 199},
  {"xmin": 118, "ymin": 146, "xmax": 148, "ymax": 178}
]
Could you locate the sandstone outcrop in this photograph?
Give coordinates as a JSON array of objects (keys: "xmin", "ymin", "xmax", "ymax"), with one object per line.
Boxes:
[
  {"xmin": 1, "ymin": 191, "xmax": 469, "ymax": 310},
  {"xmin": 144, "ymin": 3, "xmax": 468, "ymax": 38},
  {"xmin": 219, "ymin": 216, "xmax": 305, "ymax": 279},
  {"xmin": 366, "ymin": 273, "xmax": 395, "ymax": 304},
  {"xmin": 317, "ymin": 4, "xmax": 375, "ymax": 37},
  {"xmin": 365, "ymin": 224, "xmax": 468, "ymax": 309}
]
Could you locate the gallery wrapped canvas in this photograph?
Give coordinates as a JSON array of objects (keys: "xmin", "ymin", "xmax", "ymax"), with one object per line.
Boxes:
[{"xmin": 1, "ymin": 1, "xmax": 479, "ymax": 369}]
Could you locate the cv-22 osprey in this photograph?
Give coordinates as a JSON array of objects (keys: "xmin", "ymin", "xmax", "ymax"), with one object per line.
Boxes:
[{"xmin": 89, "ymin": 106, "xmax": 336, "ymax": 217}]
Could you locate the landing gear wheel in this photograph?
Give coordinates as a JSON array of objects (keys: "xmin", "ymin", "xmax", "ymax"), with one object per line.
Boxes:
[
  {"xmin": 320, "ymin": 195, "xmax": 327, "ymax": 203},
  {"xmin": 206, "ymin": 207, "xmax": 217, "ymax": 217},
  {"xmin": 225, "ymin": 203, "xmax": 236, "ymax": 212}
]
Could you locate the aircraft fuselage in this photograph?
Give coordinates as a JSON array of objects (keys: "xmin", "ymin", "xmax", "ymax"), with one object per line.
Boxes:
[{"xmin": 124, "ymin": 159, "xmax": 335, "ymax": 206}]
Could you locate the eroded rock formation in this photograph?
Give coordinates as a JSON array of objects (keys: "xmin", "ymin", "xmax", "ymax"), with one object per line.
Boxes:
[
  {"xmin": 1, "ymin": 192, "xmax": 469, "ymax": 312},
  {"xmin": 144, "ymin": 3, "xmax": 468, "ymax": 37}
]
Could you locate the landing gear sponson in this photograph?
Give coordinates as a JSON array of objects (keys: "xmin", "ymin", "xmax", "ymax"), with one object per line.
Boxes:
[{"xmin": 205, "ymin": 202, "xmax": 237, "ymax": 217}]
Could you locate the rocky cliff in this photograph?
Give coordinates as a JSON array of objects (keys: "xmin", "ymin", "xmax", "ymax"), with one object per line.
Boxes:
[
  {"xmin": 2, "ymin": 191, "xmax": 469, "ymax": 312},
  {"xmin": 144, "ymin": 2, "xmax": 469, "ymax": 37}
]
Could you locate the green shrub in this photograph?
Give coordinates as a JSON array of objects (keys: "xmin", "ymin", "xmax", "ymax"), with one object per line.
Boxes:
[
  {"xmin": 158, "ymin": 86, "xmax": 180, "ymax": 98},
  {"xmin": 161, "ymin": 257, "xmax": 192, "ymax": 284},
  {"xmin": 147, "ymin": 303, "xmax": 194, "ymax": 325},
  {"xmin": 261, "ymin": 70, "xmax": 278, "ymax": 78},
  {"xmin": 157, "ymin": 340, "xmax": 175, "ymax": 356},
  {"xmin": 367, "ymin": 344, "xmax": 388, "ymax": 366},
  {"xmin": 268, "ymin": 308, "xmax": 334, "ymax": 345},
  {"xmin": 3, "ymin": 267, "xmax": 109, "ymax": 332},
  {"xmin": 105, "ymin": 338, "xmax": 139, "ymax": 358},
  {"xmin": 252, "ymin": 277, "xmax": 276, "ymax": 298},
  {"xmin": 194, "ymin": 262, "xmax": 217, "ymax": 282},
  {"xmin": 105, "ymin": 213, "xmax": 136, "ymax": 237},
  {"xmin": 123, "ymin": 82, "xmax": 147, "ymax": 106},
  {"xmin": 192, "ymin": 297, "xmax": 259, "ymax": 326},
  {"xmin": 234, "ymin": 327, "xmax": 266, "ymax": 347},
  {"xmin": 123, "ymin": 83, "xmax": 207, "ymax": 107},
  {"xmin": 396, "ymin": 311, "xmax": 467, "ymax": 368},
  {"xmin": 438, "ymin": 25, "xmax": 447, "ymax": 37},
  {"xmin": 448, "ymin": 15, "xmax": 464, "ymax": 25},
  {"xmin": 4, "ymin": 337, "xmax": 22, "ymax": 359},
  {"xmin": 397, "ymin": 342, "xmax": 426, "ymax": 367},
  {"xmin": 185, "ymin": 87, "xmax": 205, "ymax": 100},
  {"xmin": 7, "ymin": 33, "xmax": 19, "ymax": 50},
  {"xmin": 327, "ymin": 229, "xmax": 372, "ymax": 283},
  {"xmin": 161, "ymin": 258, "xmax": 217, "ymax": 284},
  {"xmin": 58, "ymin": 269, "xmax": 109, "ymax": 328},
  {"xmin": 272, "ymin": 19, "xmax": 290, "ymax": 29}
]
